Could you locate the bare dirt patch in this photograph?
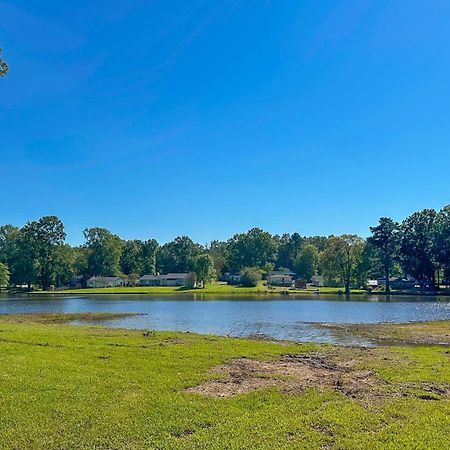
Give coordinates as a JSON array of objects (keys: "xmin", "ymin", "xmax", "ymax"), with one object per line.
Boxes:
[
  {"xmin": 186, "ymin": 350, "xmax": 450, "ymax": 402},
  {"xmin": 186, "ymin": 352, "xmax": 383, "ymax": 400}
]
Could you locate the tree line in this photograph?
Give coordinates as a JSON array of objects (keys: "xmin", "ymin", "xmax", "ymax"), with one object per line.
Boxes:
[{"xmin": 0, "ymin": 205, "xmax": 449, "ymax": 293}]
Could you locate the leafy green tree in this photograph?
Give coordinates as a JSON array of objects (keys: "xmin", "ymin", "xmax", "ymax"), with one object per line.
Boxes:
[
  {"xmin": 53, "ymin": 244, "xmax": 75, "ymax": 287},
  {"xmin": 185, "ymin": 272, "xmax": 197, "ymax": 288},
  {"xmin": 276, "ymin": 233, "xmax": 303, "ymax": 271},
  {"xmin": 10, "ymin": 230, "xmax": 39, "ymax": 288},
  {"xmin": 194, "ymin": 254, "xmax": 216, "ymax": 287},
  {"xmin": 354, "ymin": 242, "xmax": 380, "ymax": 289},
  {"xmin": 0, "ymin": 262, "xmax": 10, "ymax": 291},
  {"xmin": 322, "ymin": 235, "xmax": 365, "ymax": 295},
  {"xmin": 119, "ymin": 238, "xmax": 158, "ymax": 276},
  {"xmin": 142, "ymin": 239, "xmax": 158, "ymax": 275},
  {"xmin": 83, "ymin": 228, "xmax": 123, "ymax": 276},
  {"xmin": 121, "ymin": 240, "xmax": 144, "ymax": 275},
  {"xmin": 0, "ymin": 225, "xmax": 20, "ymax": 266},
  {"xmin": 368, "ymin": 217, "xmax": 400, "ymax": 292},
  {"xmin": 156, "ymin": 236, "xmax": 202, "ymax": 273},
  {"xmin": 227, "ymin": 228, "xmax": 277, "ymax": 272},
  {"xmin": 0, "ymin": 49, "xmax": 8, "ymax": 77},
  {"xmin": 208, "ymin": 240, "xmax": 228, "ymax": 275},
  {"xmin": 294, "ymin": 244, "xmax": 319, "ymax": 280},
  {"xmin": 240, "ymin": 267, "xmax": 262, "ymax": 287},
  {"xmin": 21, "ymin": 216, "xmax": 66, "ymax": 290},
  {"xmin": 303, "ymin": 236, "xmax": 329, "ymax": 252},
  {"xmin": 431, "ymin": 205, "xmax": 450, "ymax": 285},
  {"xmin": 72, "ymin": 247, "xmax": 90, "ymax": 279},
  {"xmin": 400, "ymin": 209, "xmax": 437, "ymax": 287}
]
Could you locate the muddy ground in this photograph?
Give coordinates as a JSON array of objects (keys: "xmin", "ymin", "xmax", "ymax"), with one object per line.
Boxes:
[
  {"xmin": 317, "ymin": 321, "xmax": 450, "ymax": 346},
  {"xmin": 186, "ymin": 348, "xmax": 450, "ymax": 402}
]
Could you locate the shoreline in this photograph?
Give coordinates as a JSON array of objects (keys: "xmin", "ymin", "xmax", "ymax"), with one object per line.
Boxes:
[{"xmin": 22, "ymin": 287, "xmax": 450, "ymax": 297}]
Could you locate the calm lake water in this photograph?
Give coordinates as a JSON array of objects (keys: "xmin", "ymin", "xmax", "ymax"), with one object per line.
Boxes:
[{"xmin": 1, "ymin": 294, "xmax": 450, "ymax": 346}]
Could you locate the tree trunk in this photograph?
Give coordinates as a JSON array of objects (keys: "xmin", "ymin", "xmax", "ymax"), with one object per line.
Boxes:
[
  {"xmin": 41, "ymin": 267, "xmax": 45, "ymax": 291},
  {"xmin": 385, "ymin": 263, "xmax": 390, "ymax": 293},
  {"xmin": 344, "ymin": 279, "xmax": 350, "ymax": 296}
]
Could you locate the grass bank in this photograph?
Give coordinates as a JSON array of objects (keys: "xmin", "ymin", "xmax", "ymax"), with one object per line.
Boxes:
[
  {"xmin": 34, "ymin": 284, "xmax": 367, "ymax": 296},
  {"xmin": 0, "ymin": 315, "xmax": 448, "ymax": 449}
]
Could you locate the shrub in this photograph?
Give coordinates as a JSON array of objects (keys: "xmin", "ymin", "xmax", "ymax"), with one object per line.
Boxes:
[
  {"xmin": 240, "ymin": 267, "xmax": 262, "ymax": 287},
  {"xmin": 185, "ymin": 272, "xmax": 197, "ymax": 288}
]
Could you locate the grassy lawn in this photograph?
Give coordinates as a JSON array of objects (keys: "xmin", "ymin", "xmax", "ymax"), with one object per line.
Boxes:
[
  {"xmin": 0, "ymin": 315, "xmax": 448, "ymax": 449},
  {"xmin": 34, "ymin": 283, "xmax": 367, "ymax": 296}
]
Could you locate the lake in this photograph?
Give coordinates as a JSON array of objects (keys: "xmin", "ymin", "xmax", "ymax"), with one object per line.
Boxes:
[{"xmin": 1, "ymin": 294, "xmax": 450, "ymax": 346}]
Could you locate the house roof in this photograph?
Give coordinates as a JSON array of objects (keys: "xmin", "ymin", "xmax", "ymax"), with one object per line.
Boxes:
[
  {"xmin": 140, "ymin": 275, "xmax": 160, "ymax": 280},
  {"xmin": 267, "ymin": 274, "xmax": 293, "ymax": 279},
  {"xmin": 140, "ymin": 273, "xmax": 189, "ymax": 280},
  {"xmin": 268, "ymin": 271, "xmax": 295, "ymax": 276},
  {"xmin": 87, "ymin": 276, "xmax": 123, "ymax": 282}
]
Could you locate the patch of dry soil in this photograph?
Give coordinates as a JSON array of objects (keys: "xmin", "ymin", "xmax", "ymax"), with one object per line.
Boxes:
[{"xmin": 186, "ymin": 351, "xmax": 450, "ymax": 402}]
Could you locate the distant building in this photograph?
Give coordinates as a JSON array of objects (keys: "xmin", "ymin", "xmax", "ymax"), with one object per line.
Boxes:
[
  {"xmin": 228, "ymin": 274, "xmax": 241, "ymax": 285},
  {"xmin": 311, "ymin": 275, "xmax": 324, "ymax": 287},
  {"xmin": 86, "ymin": 276, "xmax": 125, "ymax": 288},
  {"xmin": 139, "ymin": 273, "xmax": 192, "ymax": 287},
  {"xmin": 367, "ymin": 279, "xmax": 378, "ymax": 288},
  {"xmin": 268, "ymin": 270, "xmax": 296, "ymax": 278},
  {"xmin": 219, "ymin": 273, "xmax": 241, "ymax": 285},
  {"xmin": 267, "ymin": 274, "xmax": 294, "ymax": 287},
  {"xmin": 377, "ymin": 277, "xmax": 417, "ymax": 290}
]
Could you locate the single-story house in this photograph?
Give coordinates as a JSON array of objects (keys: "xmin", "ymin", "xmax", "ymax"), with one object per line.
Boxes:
[
  {"xmin": 86, "ymin": 276, "xmax": 125, "ymax": 288},
  {"xmin": 367, "ymin": 279, "xmax": 379, "ymax": 288},
  {"xmin": 268, "ymin": 270, "xmax": 296, "ymax": 278},
  {"xmin": 139, "ymin": 273, "xmax": 192, "ymax": 287},
  {"xmin": 219, "ymin": 273, "xmax": 241, "ymax": 285},
  {"xmin": 267, "ymin": 274, "xmax": 294, "ymax": 287},
  {"xmin": 377, "ymin": 277, "xmax": 417, "ymax": 290},
  {"xmin": 310, "ymin": 275, "xmax": 324, "ymax": 287}
]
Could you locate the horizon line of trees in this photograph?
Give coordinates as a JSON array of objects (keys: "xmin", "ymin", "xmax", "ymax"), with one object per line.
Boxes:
[{"xmin": 0, "ymin": 205, "xmax": 449, "ymax": 294}]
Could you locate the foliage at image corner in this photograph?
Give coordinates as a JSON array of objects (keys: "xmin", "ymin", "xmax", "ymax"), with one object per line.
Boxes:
[{"xmin": 0, "ymin": 48, "xmax": 9, "ymax": 77}]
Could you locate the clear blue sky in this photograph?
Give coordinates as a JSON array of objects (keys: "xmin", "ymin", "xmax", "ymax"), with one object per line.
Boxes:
[{"xmin": 1, "ymin": 0, "xmax": 450, "ymax": 246}]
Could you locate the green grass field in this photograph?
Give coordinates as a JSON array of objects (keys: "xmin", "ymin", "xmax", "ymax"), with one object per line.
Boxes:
[
  {"xmin": 0, "ymin": 315, "xmax": 448, "ymax": 449},
  {"xmin": 35, "ymin": 283, "xmax": 367, "ymax": 296}
]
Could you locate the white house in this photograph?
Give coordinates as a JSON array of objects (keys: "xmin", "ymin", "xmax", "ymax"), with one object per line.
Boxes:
[
  {"xmin": 86, "ymin": 276, "xmax": 125, "ymax": 288},
  {"xmin": 267, "ymin": 274, "xmax": 294, "ymax": 287},
  {"xmin": 139, "ymin": 273, "xmax": 191, "ymax": 287},
  {"xmin": 268, "ymin": 270, "xmax": 296, "ymax": 278}
]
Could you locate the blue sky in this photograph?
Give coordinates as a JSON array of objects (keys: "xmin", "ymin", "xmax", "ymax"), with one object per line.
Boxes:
[{"xmin": 1, "ymin": 0, "xmax": 450, "ymax": 245}]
